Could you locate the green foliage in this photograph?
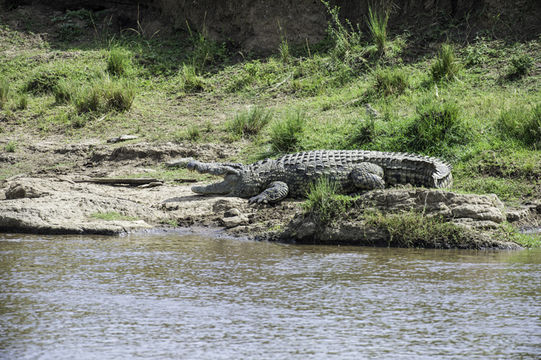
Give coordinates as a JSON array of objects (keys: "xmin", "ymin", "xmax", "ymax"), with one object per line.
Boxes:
[
  {"xmin": 177, "ymin": 64, "xmax": 206, "ymax": 92},
  {"xmin": 404, "ymin": 98, "xmax": 468, "ymax": 155},
  {"xmin": 321, "ymin": 0, "xmax": 365, "ymax": 67},
  {"xmin": 107, "ymin": 47, "xmax": 133, "ymax": 76},
  {"xmin": 269, "ymin": 110, "xmax": 306, "ymax": 153},
  {"xmin": 279, "ymin": 35, "xmax": 291, "ymax": 64},
  {"xmin": 227, "ymin": 106, "xmax": 273, "ymax": 138},
  {"xmin": 186, "ymin": 124, "xmax": 201, "ymax": 141},
  {"xmin": 90, "ymin": 211, "xmax": 137, "ymax": 221},
  {"xmin": 496, "ymin": 104, "xmax": 541, "ymax": 149},
  {"xmin": 366, "ymin": 6, "xmax": 389, "ymax": 55},
  {"xmin": 348, "ymin": 118, "xmax": 376, "ymax": 148},
  {"xmin": 53, "ymin": 78, "xmax": 75, "ymax": 104},
  {"xmin": 364, "ymin": 210, "xmax": 473, "ymax": 248},
  {"xmin": 74, "ymin": 78, "xmax": 135, "ymax": 113},
  {"xmin": 431, "ymin": 44, "xmax": 461, "ymax": 82},
  {"xmin": 187, "ymin": 26, "xmax": 226, "ymax": 72},
  {"xmin": 15, "ymin": 94, "xmax": 28, "ymax": 110},
  {"xmin": 0, "ymin": 78, "xmax": 9, "ymax": 109},
  {"xmin": 24, "ymin": 69, "xmax": 64, "ymax": 95},
  {"xmin": 505, "ymin": 54, "xmax": 534, "ymax": 80},
  {"xmin": 373, "ymin": 67, "xmax": 409, "ymax": 96},
  {"xmin": 302, "ymin": 177, "xmax": 354, "ymax": 224},
  {"xmin": 4, "ymin": 141, "xmax": 16, "ymax": 153}
]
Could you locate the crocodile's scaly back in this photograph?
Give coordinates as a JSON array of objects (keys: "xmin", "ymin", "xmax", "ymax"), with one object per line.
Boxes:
[{"xmin": 252, "ymin": 150, "xmax": 452, "ymax": 189}]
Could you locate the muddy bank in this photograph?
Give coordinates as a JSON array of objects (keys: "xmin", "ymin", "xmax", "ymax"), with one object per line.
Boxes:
[{"xmin": 0, "ymin": 141, "xmax": 539, "ymax": 248}]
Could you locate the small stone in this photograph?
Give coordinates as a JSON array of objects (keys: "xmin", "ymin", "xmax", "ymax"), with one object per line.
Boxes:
[
  {"xmin": 220, "ymin": 215, "xmax": 249, "ymax": 228},
  {"xmin": 5, "ymin": 182, "xmax": 48, "ymax": 199},
  {"xmin": 107, "ymin": 135, "xmax": 139, "ymax": 143},
  {"xmin": 224, "ymin": 208, "xmax": 241, "ymax": 218}
]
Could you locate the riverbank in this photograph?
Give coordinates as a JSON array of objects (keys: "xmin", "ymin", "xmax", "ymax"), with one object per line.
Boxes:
[{"xmin": 0, "ymin": 141, "xmax": 539, "ymax": 249}]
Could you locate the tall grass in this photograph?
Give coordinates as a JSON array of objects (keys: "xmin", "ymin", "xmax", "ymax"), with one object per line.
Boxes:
[
  {"xmin": 366, "ymin": 6, "xmax": 389, "ymax": 55},
  {"xmin": 107, "ymin": 47, "xmax": 133, "ymax": 76},
  {"xmin": 53, "ymin": 78, "xmax": 75, "ymax": 104},
  {"xmin": 373, "ymin": 67, "xmax": 408, "ymax": 96},
  {"xmin": 0, "ymin": 78, "xmax": 9, "ymax": 109},
  {"xmin": 404, "ymin": 98, "xmax": 468, "ymax": 156},
  {"xmin": 227, "ymin": 106, "xmax": 273, "ymax": 138},
  {"xmin": 269, "ymin": 110, "xmax": 306, "ymax": 153},
  {"xmin": 302, "ymin": 177, "xmax": 353, "ymax": 224},
  {"xmin": 431, "ymin": 44, "xmax": 461, "ymax": 82},
  {"xmin": 505, "ymin": 54, "xmax": 533, "ymax": 80},
  {"xmin": 177, "ymin": 64, "xmax": 206, "ymax": 92},
  {"xmin": 74, "ymin": 78, "xmax": 135, "ymax": 113},
  {"xmin": 496, "ymin": 104, "xmax": 541, "ymax": 149}
]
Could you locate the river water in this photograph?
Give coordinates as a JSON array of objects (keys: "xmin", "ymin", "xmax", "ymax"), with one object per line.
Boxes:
[{"xmin": 1, "ymin": 231, "xmax": 540, "ymax": 359}]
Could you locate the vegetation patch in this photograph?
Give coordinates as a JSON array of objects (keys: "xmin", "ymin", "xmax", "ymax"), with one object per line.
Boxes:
[
  {"xmin": 496, "ymin": 104, "xmax": 541, "ymax": 149},
  {"xmin": 227, "ymin": 106, "xmax": 273, "ymax": 138},
  {"xmin": 431, "ymin": 44, "xmax": 461, "ymax": 82},
  {"xmin": 90, "ymin": 211, "xmax": 138, "ymax": 221},
  {"xmin": 302, "ymin": 177, "xmax": 356, "ymax": 225},
  {"xmin": 269, "ymin": 110, "xmax": 306, "ymax": 154}
]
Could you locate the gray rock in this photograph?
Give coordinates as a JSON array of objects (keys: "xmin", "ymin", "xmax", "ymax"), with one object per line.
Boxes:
[
  {"xmin": 220, "ymin": 215, "xmax": 249, "ymax": 228},
  {"xmin": 506, "ymin": 208, "xmax": 531, "ymax": 222},
  {"xmin": 224, "ymin": 208, "xmax": 242, "ymax": 217}
]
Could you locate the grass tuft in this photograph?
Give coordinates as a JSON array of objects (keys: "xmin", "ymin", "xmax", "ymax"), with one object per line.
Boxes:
[
  {"xmin": 496, "ymin": 104, "xmax": 541, "ymax": 149},
  {"xmin": 373, "ymin": 67, "xmax": 409, "ymax": 96},
  {"xmin": 366, "ymin": 6, "xmax": 389, "ymax": 55},
  {"xmin": 269, "ymin": 110, "xmax": 306, "ymax": 154},
  {"xmin": 177, "ymin": 64, "xmax": 206, "ymax": 92},
  {"xmin": 4, "ymin": 141, "xmax": 16, "ymax": 153},
  {"xmin": 107, "ymin": 47, "xmax": 133, "ymax": 76},
  {"xmin": 431, "ymin": 44, "xmax": 461, "ymax": 82},
  {"xmin": 74, "ymin": 78, "xmax": 135, "ymax": 113},
  {"xmin": 227, "ymin": 106, "xmax": 273, "ymax": 138},
  {"xmin": 505, "ymin": 54, "xmax": 534, "ymax": 80},
  {"xmin": 0, "ymin": 78, "xmax": 9, "ymax": 109},
  {"xmin": 53, "ymin": 78, "xmax": 75, "ymax": 104},
  {"xmin": 302, "ymin": 177, "xmax": 354, "ymax": 224}
]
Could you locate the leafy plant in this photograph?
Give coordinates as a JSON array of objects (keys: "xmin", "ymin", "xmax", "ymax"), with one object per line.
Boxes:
[
  {"xmin": 227, "ymin": 106, "xmax": 273, "ymax": 138},
  {"xmin": 431, "ymin": 44, "xmax": 461, "ymax": 82},
  {"xmin": 269, "ymin": 110, "xmax": 306, "ymax": 153},
  {"xmin": 187, "ymin": 25, "xmax": 226, "ymax": 72},
  {"xmin": 4, "ymin": 141, "xmax": 16, "ymax": 153}
]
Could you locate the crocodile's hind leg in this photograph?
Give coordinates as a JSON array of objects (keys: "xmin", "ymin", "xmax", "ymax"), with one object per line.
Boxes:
[
  {"xmin": 248, "ymin": 181, "xmax": 289, "ymax": 204},
  {"xmin": 350, "ymin": 162, "xmax": 385, "ymax": 190}
]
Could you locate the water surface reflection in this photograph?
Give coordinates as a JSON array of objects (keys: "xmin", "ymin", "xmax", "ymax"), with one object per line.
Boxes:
[{"xmin": 1, "ymin": 233, "xmax": 540, "ymax": 359}]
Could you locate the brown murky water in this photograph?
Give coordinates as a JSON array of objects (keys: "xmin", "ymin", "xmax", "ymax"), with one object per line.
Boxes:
[{"xmin": 1, "ymin": 231, "xmax": 540, "ymax": 359}]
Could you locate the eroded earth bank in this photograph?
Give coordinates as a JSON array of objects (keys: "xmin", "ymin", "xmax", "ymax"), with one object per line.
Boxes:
[{"xmin": 1, "ymin": 141, "xmax": 539, "ymax": 249}]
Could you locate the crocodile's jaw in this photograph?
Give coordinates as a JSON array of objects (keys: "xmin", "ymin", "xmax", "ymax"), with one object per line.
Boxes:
[{"xmin": 192, "ymin": 174, "xmax": 239, "ymax": 195}]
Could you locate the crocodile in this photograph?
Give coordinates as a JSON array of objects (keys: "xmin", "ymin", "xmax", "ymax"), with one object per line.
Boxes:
[{"xmin": 179, "ymin": 150, "xmax": 452, "ymax": 204}]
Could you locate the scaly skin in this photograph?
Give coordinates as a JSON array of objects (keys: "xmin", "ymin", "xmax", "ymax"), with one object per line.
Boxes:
[{"xmin": 179, "ymin": 150, "xmax": 452, "ymax": 204}]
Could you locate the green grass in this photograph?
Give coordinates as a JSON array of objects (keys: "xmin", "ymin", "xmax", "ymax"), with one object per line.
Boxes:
[
  {"xmin": 269, "ymin": 110, "xmax": 306, "ymax": 154},
  {"xmin": 505, "ymin": 54, "xmax": 534, "ymax": 80},
  {"xmin": 4, "ymin": 141, "xmax": 16, "ymax": 152},
  {"xmin": 90, "ymin": 211, "xmax": 138, "ymax": 221},
  {"xmin": 373, "ymin": 66, "xmax": 409, "ymax": 96},
  {"xmin": 107, "ymin": 47, "xmax": 133, "ymax": 76},
  {"xmin": 431, "ymin": 44, "xmax": 461, "ymax": 82},
  {"xmin": 302, "ymin": 177, "xmax": 356, "ymax": 224},
  {"xmin": 366, "ymin": 6, "xmax": 389, "ymax": 55},
  {"xmin": 496, "ymin": 104, "xmax": 541, "ymax": 149},
  {"xmin": 0, "ymin": 77, "xmax": 9, "ymax": 109},
  {"xmin": 227, "ymin": 106, "xmax": 273, "ymax": 138}
]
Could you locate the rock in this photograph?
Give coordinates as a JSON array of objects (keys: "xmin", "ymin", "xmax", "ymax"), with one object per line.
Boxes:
[
  {"xmin": 506, "ymin": 208, "xmax": 531, "ymax": 222},
  {"xmin": 107, "ymin": 135, "xmax": 139, "ymax": 143},
  {"xmin": 5, "ymin": 181, "xmax": 49, "ymax": 199},
  {"xmin": 220, "ymin": 215, "xmax": 249, "ymax": 228},
  {"xmin": 224, "ymin": 208, "xmax": 241, "ymax": 218}
]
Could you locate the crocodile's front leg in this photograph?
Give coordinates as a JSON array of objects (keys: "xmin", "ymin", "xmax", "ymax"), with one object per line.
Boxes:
[
  {"xmin": 248, "ymin": 181, "xmax": 289, "ymax": 204},
  {"xmin": 350, "ymin": 162, "xmax": 385, "ymax": 190}
]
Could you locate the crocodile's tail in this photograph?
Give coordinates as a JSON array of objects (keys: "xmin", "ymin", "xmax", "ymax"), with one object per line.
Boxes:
[{"xmin": 378, "ymin": 152, "xmax": 453, "ymax": 189}]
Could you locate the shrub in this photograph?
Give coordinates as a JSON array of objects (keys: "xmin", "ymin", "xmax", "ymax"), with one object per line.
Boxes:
[
  {"xmin": 302, "ymin": 177, "xmax": 354, "ymax": 224},
  {"xmin": 227, "ymin": 106, "xmax": 273, "ymax": 138},
  {"xmin": 366, "ymin": 6, "xmax": 389, "ymax": 55},
  {"xmin": 431, "ymin": 44, "xmax": 460, "ymax": 82},
  {"xmin": 0, "ymin": 78, "xmax": 9, "ymax": 109},
  {"xmin": 496, "ymin": 104, "xmax": 541, "ymax": 149},
  {"xmin": 107, "ymin": 48, "xmax": 132, "ymax": 76},
  {"xmin": 74, "ymin": 84, "xmax": 102, "ymax": 113},
  {"xmin": 269, "ymin": 110, "xmax": 306, "ymax": 153},
  {"xmin": 373, "ymin": 67, "xmax": 409, "ymax": 96},
  {"xmin": 505, "ymin": 54, "xmax": 533, "ymax": 80},
  {"xmin": 404, "ymin": 99, "xmax": 468, "ymax": 155}
]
